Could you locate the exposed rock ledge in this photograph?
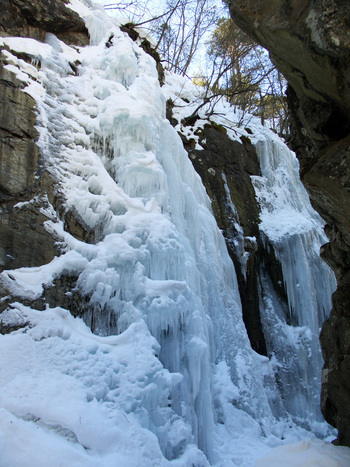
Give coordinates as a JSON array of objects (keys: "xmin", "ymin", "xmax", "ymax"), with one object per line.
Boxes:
[
  {"xmin": 0, "ymin": 0, "xmax": 89, "ymax": 46},
  {"xmin": 0, "ymin": 1, "xmax": 89, "ymax": 305},
  {"xmin": 228, "ymin": 0, "xmax": 350, "ymax": 445}
]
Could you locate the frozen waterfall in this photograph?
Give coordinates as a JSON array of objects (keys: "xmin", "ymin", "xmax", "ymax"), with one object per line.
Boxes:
[
  {"xmin": 252, "ymin": 137, "xmax": 336, "ymax": 433},
  {"xmin": 0, "ymin": 1, "xmax": 340, "ymax": 466}
]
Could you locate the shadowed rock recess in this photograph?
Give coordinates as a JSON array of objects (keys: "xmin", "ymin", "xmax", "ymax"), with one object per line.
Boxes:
[
  {"xmin": 0, "ymin": 1, "xmax": 89, "ymax": 306},
  {"xmin": 228, "ymin": 0, "xmax": 350, "ymax": 445}
]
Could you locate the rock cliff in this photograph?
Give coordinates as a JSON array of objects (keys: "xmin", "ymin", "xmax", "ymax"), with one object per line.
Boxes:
[
  {"xmin": 228, "ymin": 0, "xmax": 350, "ymax": 445},
  {"xmin": 0, "ymin": 0, "xmax": 89, "ymax": 45},
  {"xmin": 0, "ymin": 0, "xmax": 89, "ymax": 313}
]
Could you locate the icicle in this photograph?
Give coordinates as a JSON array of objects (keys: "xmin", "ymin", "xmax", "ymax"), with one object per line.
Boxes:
[{"xmin": 252, "ymin": 137, "xmax": 336, "ymax": 433}]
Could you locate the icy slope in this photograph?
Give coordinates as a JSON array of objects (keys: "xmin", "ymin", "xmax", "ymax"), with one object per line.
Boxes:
[
  {"xmin": 0, "ymin": 305, "xmax": 178, "ymax": 467},
  {"xmin": 0, "ymin": 1, "xmax": 345, "ymax": 466},
  {"xmin": 252, "ymin": 137, "xmax": 336, "ymax": 428}
]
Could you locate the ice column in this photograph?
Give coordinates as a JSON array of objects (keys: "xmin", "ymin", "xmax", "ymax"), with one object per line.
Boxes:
[{"xmin": 252, "ymin": 137, "xmax": 336, "ymax": 432}]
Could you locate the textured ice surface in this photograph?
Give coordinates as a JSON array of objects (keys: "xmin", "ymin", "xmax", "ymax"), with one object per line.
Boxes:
[
  {"xmin": 0, "ymin": 1, "xmax": 344, "ymax": 466},
  {"xmin": 163, "ymin": 67, "xmax": 337, "ymax": 433},
  {"xmin": 251, "ymin": 137, "xmax": 336, "ymax": 431},
  {"xmin": 255, "ymin": 439, "xmax": 350, "ymax": 467}
]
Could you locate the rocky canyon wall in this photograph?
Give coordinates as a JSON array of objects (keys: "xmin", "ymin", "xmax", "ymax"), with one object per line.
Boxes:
[
  {"xmin": 0, "ymin": 0, "xmax": 89, "ymax": 316},
  {"xmin": 228, "ymin": 0, "xmax": 350, "ymax": 445}
]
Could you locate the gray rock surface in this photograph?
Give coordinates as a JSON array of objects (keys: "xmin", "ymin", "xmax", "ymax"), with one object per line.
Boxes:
[
  {"xmin": 0, "ymin": 58, "xmax": 60, "ymax": 271},
  {"xmin": 0, "ymin": 0, "xmax": 89, "ymax": 46},
  {"xmin": 0, "ymin": 0, "xmax": 89, "ymax": 312}
]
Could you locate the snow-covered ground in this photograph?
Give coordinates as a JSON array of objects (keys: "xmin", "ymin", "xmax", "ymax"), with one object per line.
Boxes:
[{"xmin": 0, "ymin": 1, "xmax": 348, "ymax": 465}]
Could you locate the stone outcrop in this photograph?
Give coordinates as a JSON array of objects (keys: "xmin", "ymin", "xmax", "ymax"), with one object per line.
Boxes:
[
  {"xmin": 0, "ymin": 62, "xmax": 59, "ymax": 271},
  {"xmin": 0, "ymin": 0, "xmax": 89, "ymax": 46},
  {"xmin": 0, "ymin": 1, "xmax": 89, "ymax": 312},
  {"xmin": 228, "ymin": 0, "xmax": 350, "ymax": 445}
]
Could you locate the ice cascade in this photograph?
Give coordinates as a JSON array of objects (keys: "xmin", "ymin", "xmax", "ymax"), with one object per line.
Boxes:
[
  {"xmin": 251, "ymin": 137, "xmax": 336, "ymax": 433},
  {"xmin": 0, "ymin": 2, "xmax": 339, "ymax": 466}
]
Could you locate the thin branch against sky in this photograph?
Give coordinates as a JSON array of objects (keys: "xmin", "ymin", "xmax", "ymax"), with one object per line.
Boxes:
[
  {"xmin": 93, "ymin": 0, "xmax": 226, "ymax": 77},
  {"xmin": 95, "ymin": 0, "xmax": 164, "ymax": 23}
]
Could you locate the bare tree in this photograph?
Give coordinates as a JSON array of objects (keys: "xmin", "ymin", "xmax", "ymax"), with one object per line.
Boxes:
[
  {"xmin": 103, "ymin": 0, "xmax": 218, "ymax": 77},
  {"xmin": 103, "ymin": 1, "xmax": 289, "ymax": 135},
  {"xmin": 150, "ymin": 0, "xmax": 218, "ymax": 76},
  {"xmin": 205, "ymin": 17, "xmax": 289, "ymax": 135}
]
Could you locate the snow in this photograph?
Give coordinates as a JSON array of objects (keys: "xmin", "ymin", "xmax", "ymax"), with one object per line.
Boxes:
[
  {"xmin": 250, "ymin": 137, "xmax": 337, "ymax": 428},
  {"xmin": 251, "ymin": 138, "xmax": 322, "ymax": 242},
  {"xmin": 0, "ymin": 0, "xmax": 346, "ymax": 466},
  {"xmin": 255, "ymin": 439, "xmax": 350, "ymax": 467},
  {"xmin": 0, "ymin": 37, "xmax": 52, "ymax": 59},
  {"xmin": 1, "ymin": 252, "xmax": 88, "ymax": 300},
  {"xmin": 67, "ymin": 0, "xmax": 92, "ymax": 18},
  {"xmin": 0, "ymin": 304, "xmax": 181, "ymax": 467}
]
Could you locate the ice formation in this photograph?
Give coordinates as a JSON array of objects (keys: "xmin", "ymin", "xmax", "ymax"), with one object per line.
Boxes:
[
  {"xmin": 252, "ymin": 138, "xmax": 337, "ymax": 430},
  {"xmin": 0, "ymin": 1, "xmax": 347, "ymax": 466}
]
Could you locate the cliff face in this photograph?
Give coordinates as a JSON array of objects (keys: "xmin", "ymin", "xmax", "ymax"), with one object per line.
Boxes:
[
  {"xmin": 0, "ymin": 0, "xmax": 89, "ymax": 45},
  {"xmin": 228, "ymin": 0, "xmax": 350, "ymax": 445},
  {"xmin": 0, "ymin": 0, "xmax": 89, "ymax": 314}
]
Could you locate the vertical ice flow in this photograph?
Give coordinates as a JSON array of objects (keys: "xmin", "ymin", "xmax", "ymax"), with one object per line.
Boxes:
[
  {"xmin": 15, "ymin": 6, "xmax": 276, "ymax": 462},
  {"xmin": 252, "ymin": 138, "xmax": 336, "ymax": 432}
]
